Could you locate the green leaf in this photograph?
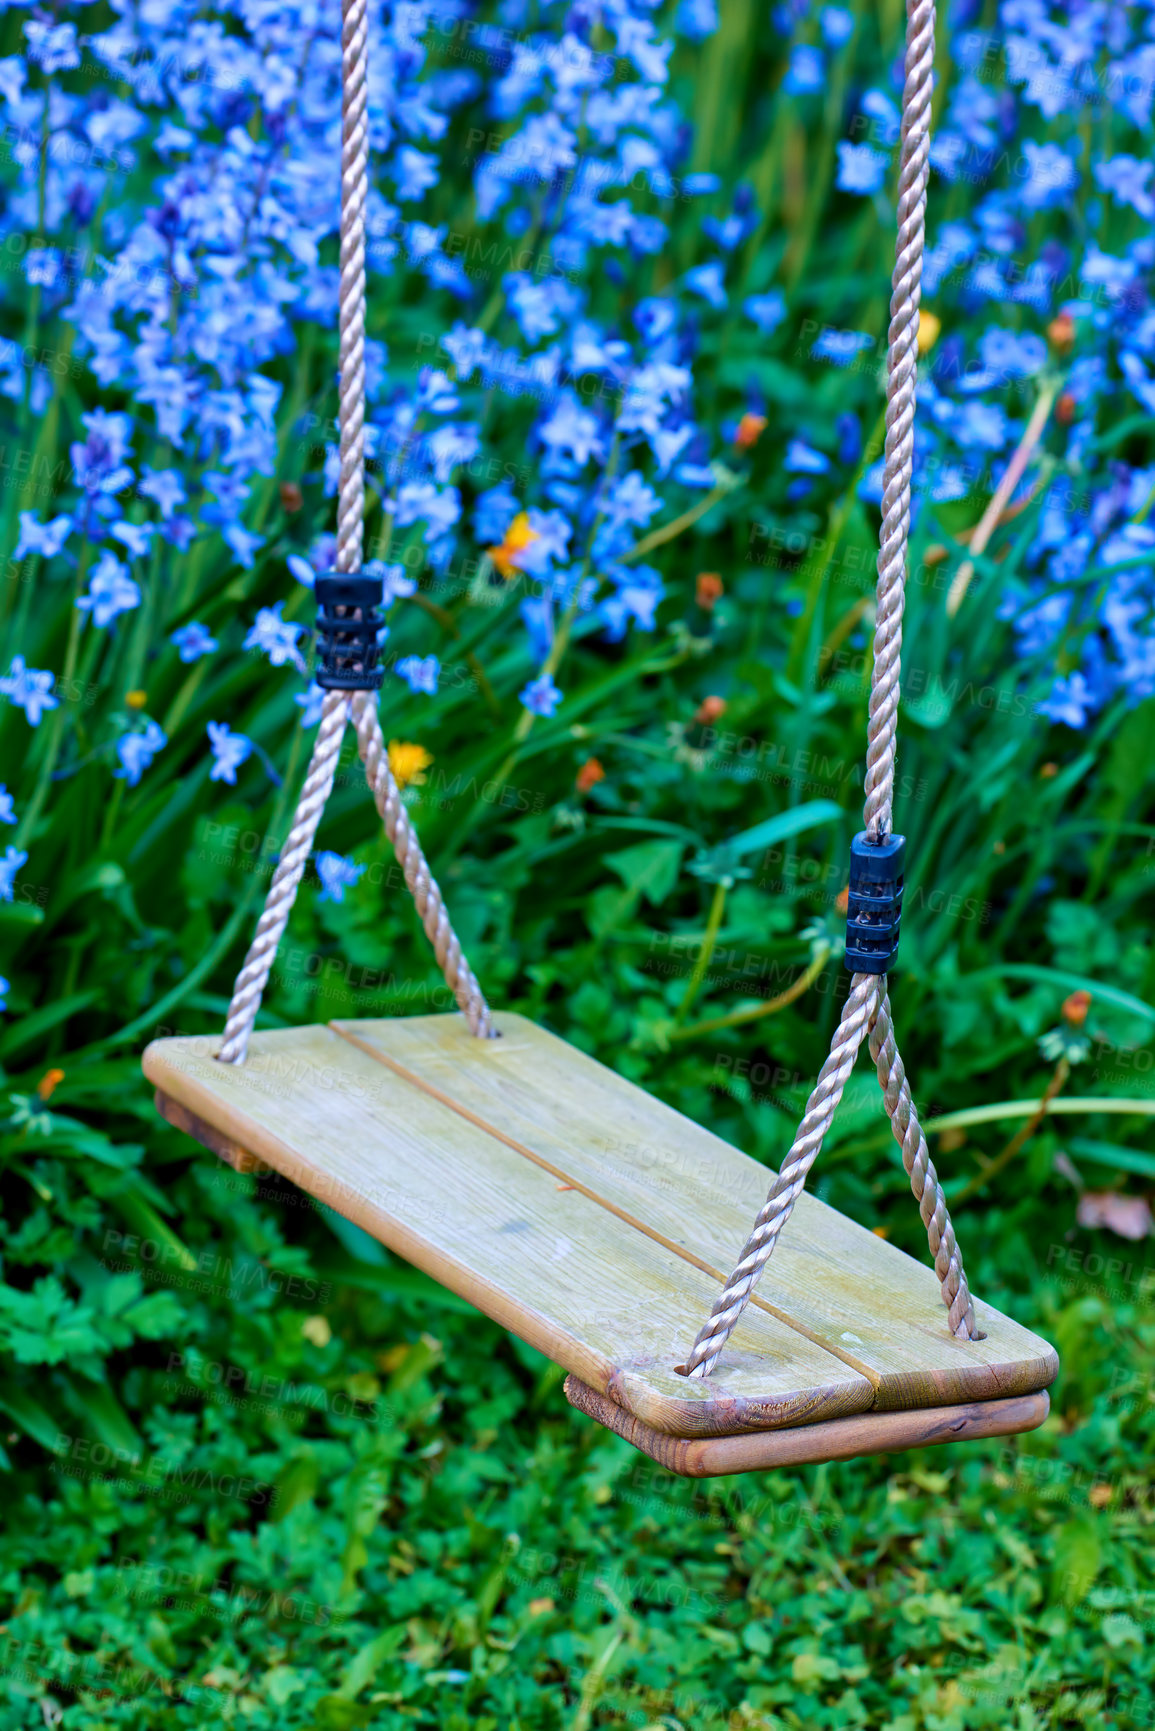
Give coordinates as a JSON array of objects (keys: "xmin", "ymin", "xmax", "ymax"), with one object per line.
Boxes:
[
  {"xmin": 1050, "ymin": 1516, "xmax": 1101, "ymax": 1604},
  {"xmin": 0, "ymin": 992, "xmax": 102, "ymax": 1061},
  {"xmin": 590, "ymin": 840, "xmax": 685, "ymax": 935},
  {"xmin": 337, "ymin": 1627, "xmax": 406, "ymax": 1699},
  {"xmin": 1066, "ymin": 1138, "xmax": 1155, "ymax": 1180},
  {"xmin": 271, "ymin": 1452, "xmax": 321, "ymax": 1523},
  {"xmin": 0, "ymin": 1384, "xmax": 62, "ymax": 1451}
]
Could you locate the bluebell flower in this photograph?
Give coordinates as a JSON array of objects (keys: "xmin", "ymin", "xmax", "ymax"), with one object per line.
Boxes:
[
  {"xmin": 821, "ymin": 6, "xmax": 855, "ymax": 46},
  {"xmin": 0, "ymin": 657, "xmax": 58, "ymax": 728},
  {"xmin": 76, "ymin": 553, "xmax": 141, "ymax": 629},
  {"xmin": 540, "ymin": 394, "xmax": 603, "ymax": 466},
  {"xmin": 315, "ymin": 851, "xmax": 366, "ymax": 903},
  {"xmin": 685, "ymin": 262, "xmax": 727, "ymax": 309},
  {"xmin": 115, "ymin": 719, "xmax": 167, "ymax": 787},
  {"xmin": 244, "ymin": 603, "xmax": 307, "ymax": 673},
  {"xmin": 396, "ymin": 654, "xmax": 440, "ymax": 695},
  {"xmin": 783, "ymin": 45, "xmax": 825, "ymax": 94},
  {"xmin": 474, "ymin": 484, "xmax": 520, "ymax": 546},
  {"xmin": 1038, "ymin": 672, "xmax": 1091, "ymax": 729},
  {"xmin": 224, "ymin": 524, "xmax": 265, "ymax": 569},
  {"xmin": 25, "ymin": 248, "xmax": 60, "ymax": 289},
  {"xmin": 207, "ymin": 722, "xmax": 254, "ymax": 785},
  {"xmin": 860, "ymin": 88, "xmax": 901, "ymax": 142},
  {"xmin": 786, "ymin": 439, "xmax": 831, "ymax": 474},
  {"xmin": 836, "ymin": 142, "xmax": 889, "ymax": 196},
  {"xmin": 979, "ymin": 327, "xmax": 1047, "ymax": 379},
  {"xmin": 140, "ymin": 468, "xmax": 186, "ymax": 519},
  {"xmin": 600, "ymin": 471, "xmax": 662, "ymax": 531},
  {"xmin": 0, "ymin": 976, "xmax": 8, "ymax": 1013},
  {"xmin": 24, "ymin": 19, "xmax": 80, "ymax": 73},
  {"xmin": 288, "ymin": 555, "xmax": 317, "ymax": 589},
  {"xmin": 744, "ymin": 292, "xmax": 786, "ymax": 335},
  {"xmin": 426, "ymin": 423, "xmax": 480, "ymax": 484},
  {"xmin": 71, "ymin": 408, "xmax": 134, "ymax": 496},
  {"xmin": 171, "ymin": 622, "xmax": 218, "ymax": 663},
  {"xmin": 1094, "ymin": 156, "xmax": 1155, "ymax": 219},
  {"xmin": 393, "ymin": 147, "xmax": 439, "ymax": 201},
  {"xmin": 0, "ymin": 786, "xmax": 15, "ymax": 825},
  {"xmin": 296, "ymin": 682, "xmax": 326, "ymax": 728},
  {"xmin": 443, "ymin": 325, "xmax": 489, "ymax": 381},
  {"xmin": 678, "ymin": 0, "xmax": 719, "ymax": 40},
  {"xmin": 519, "ymin": 672, "xmax": 563, "ymax": 716},
  {"xmin": 13, "ymin": 511, "xmax": 73, "ymax": 562},
  {"xmin": 0, "ymin": 845, "xmax": 27, "ymax": 903},
  {"xmin": 111, "ymin": 521, "xmax": 154, "ymax": 560},
  {"xmin": 390, "ymin": 480, "xmax": 461, "ymax": 547},
  {"xmin": 1019, "ymin": 141, "xmax": 1078, "ymax": 210},
  {"xmin": 812, "ymin": 328, "xmax": 874, "ymax": 367},
  {"xmin": 364, "ymin": 560, "xmax": 416, "ymax": 607}
]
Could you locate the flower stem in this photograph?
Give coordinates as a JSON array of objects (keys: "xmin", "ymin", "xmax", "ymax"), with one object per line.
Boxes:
[
  {"xmin": 673, "ymin": 879, "xmax": 728, "ymax": 1026},
  {"xmin": 946, "ymin": 1057, "xmax": 1070, "ymax": 1206},
  {"xmin": 671, "ymin": 944, "xmax": 832, "ymax": 1041}
]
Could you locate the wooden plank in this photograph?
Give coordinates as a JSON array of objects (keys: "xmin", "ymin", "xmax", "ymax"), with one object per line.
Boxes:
[
  {"xmin": 564, "ymin": 1376, "xmax": 1052, "ymax": 1477},
  {"xmin": 333, "ymin": 1013, "xmax": 1058, "ymax": 1412},
  {"xmin": 144, "ymin": 1028, "xmax": 873, "ymax": 1438}
]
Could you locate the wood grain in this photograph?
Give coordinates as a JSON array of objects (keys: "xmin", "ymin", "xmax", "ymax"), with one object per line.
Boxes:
[
  {"xmin": 332, "ymin": 1013, "xmax": 1058, "ymax": 1410},
  {"xmin": 144, "ymin": 1027, "xmax": 873, "ymax": 1438},
  {"xmin": 564, "ymin": 1375, "xmax": 1052, "ymax": 1477}
]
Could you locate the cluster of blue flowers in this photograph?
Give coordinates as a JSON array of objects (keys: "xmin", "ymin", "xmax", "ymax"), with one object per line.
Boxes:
[{"xmin": 0, "ymin": 0, "xmax": 1151, "ymax": 844}]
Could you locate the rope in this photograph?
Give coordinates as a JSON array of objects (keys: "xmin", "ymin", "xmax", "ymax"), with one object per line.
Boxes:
[
  {"xmin": 217, "ymin": 0, "xmax": 494, "ymax": 1064},
  {"xmin": 683, "ymin": 0, "xmax": 979, "ymax": 1377},
  {"xmin": 352, "ymin": 694, "xmax": 496, "ymax": 1036}
]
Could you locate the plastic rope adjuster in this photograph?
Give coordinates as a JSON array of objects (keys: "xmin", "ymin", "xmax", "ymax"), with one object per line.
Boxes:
[
  {"xmin": 315, "ymin": 574, "xmax": 384, "ymax": 691},
  {"xmin": 844, "ymin": 831, "xmax": 905, "ymax": 974}
]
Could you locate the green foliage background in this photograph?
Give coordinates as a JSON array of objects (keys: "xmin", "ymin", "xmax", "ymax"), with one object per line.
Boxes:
[{"xmin": 4, "ymin": 1, "xmax": 1155, "ymax": 1726}]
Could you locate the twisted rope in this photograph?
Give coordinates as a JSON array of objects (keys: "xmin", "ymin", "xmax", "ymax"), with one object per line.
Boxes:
[
  {"xmin": 682, "ymin": 975, "xmax": 879, "ymax": 1379},
  {"xmin": 683, "ymin": 0, "xmax": 978, "ymax": 1375},
  {"xmin": 217, "ymin": 0, "xmax": 492, "ymax": 1062},
  {"xmin": 336, "ymin": 0, "xmax": 368, "ymax": 578},
  {"xmin": 218, "ymin": 693, "xmax": 349, "ymax": 1063},
  {"xmin": 869, "ymin": 990, "xmax": 977, "ymax": 1337},
  {"xmin": 864, "ymin": 0, "xmax": 934, "ymax": 842},
  {"xmin": 352, "ymin": 694, "xmax": 496, "ymax": 1038}
]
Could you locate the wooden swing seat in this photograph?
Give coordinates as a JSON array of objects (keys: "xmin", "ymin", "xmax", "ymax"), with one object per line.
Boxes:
[{"xmin": 144, "ymin": 1013, "xmax": 1057, "ymax": 1477}]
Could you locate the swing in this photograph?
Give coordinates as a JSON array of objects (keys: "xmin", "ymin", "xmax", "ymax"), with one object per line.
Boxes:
[{"xmin": 143, "ymin": 0, "xmax": 1057, "ymax": 1477}]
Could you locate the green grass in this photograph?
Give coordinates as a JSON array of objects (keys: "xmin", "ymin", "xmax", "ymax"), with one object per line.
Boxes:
[{"xmin": 3, "ymin": 2, "xmax": 1155, "ymax": 1725}]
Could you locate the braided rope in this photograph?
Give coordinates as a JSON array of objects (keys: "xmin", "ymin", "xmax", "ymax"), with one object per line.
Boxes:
[
  {"xmin": 217, "ymin": 0, "xmax": 492, "ymax": 1062},
  {"xmin": 868, "ymin": 990, "xmax": 978, "ymax": 1337},
  {"xmin": 351, "ymin": 693, "xmax": 496, "ymax": 1038},
  {"xmin": 683, "ymin": 0, "xmax": 978, "ymax": 1375},
  {"xmin": 336, "ymin": 0, "xmax": 368, "ymax": 578},
  {"xmin": 864, "ymin": 0, "xmax": 934, "ymax": 841},
  {"xmin": 218, "ymin": 693, "xmax": 349, "ymax": 1063},
  {"xmin": 682, "ymin": 975, "xmax": 879, "ymax": 1379}
]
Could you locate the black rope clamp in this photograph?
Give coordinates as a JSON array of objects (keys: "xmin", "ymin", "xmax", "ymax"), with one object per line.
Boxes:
[
  {"xmin": 844, "ymin": 831, "xmax": 905, "ymax": 974},
  {"xmin": 314, "ymin": 574, "xmax": 384, "ymax": 691}
]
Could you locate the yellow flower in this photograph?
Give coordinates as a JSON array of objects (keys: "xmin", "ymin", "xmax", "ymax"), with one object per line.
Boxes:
[
  {"xmin": 917, "ymin": 311, "xmax": 941, "ymax": 356},
  {"xmin": 487, "ymin": 511, "xmax": 539, "ymax": 579},
  {"xmin": 125, "ymin": 689, "xmax": 148, "ymax": 709},
  {"xmin": 388, "ymin": 740, "xmax": 433, "ymax": 789}
]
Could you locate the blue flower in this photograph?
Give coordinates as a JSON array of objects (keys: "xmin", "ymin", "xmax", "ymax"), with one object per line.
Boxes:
[
  {"xmin": 71, "ymin": 408, "xmax": 134, "ymax": 496},
  {"xmin": 207, "ymin": 722, "xmax": 254, "ymax": 785},
  {"xmin": 296, "ymin": 682, "xmax": 326, "ymax": 728},
  {"xmin": 115, "ymin": 719, "xmax": 167, "ymax": 787},
  {"xmin": 0, "ymin": 845, "xmax": 27, "ymax": 903},
  {"xmin": 685, "ymin": 262, "xmax": 727, "ymax": 309},
  {"xmin": 76, "ymin": 553, "xmax": 141, "ymax": 629},
  {"xmin": 1038, "ymin": 672, "xmax": 1091, "ymax": 730},
  {"xmin": 363, "ymin": 560, "xmax": 416, "ymax": 607},
  {"xmin": 0, "ymin": 976, "xmax": 7, "ymax": 1013},
  {"xmin": 678, "ymin": 0, "xmax": 719, "ymax": 39},
  {"xmin": 821, "ymin": 6, "xmax": 855, "ymax": 46},
  {"xmin": 836, "ymin": 141, "xmax": 889, "ymax": 196},
  {"xmin": 140, "ymin": 468, "xmax": 186, "ymax": 519},
  {"xmin": 13, "ymin": 511, "xmax": 73, "ymax": 562},
  {"xmin": 24, "ymin": 19, "xmax": 80, "ymax": 73},
  {"xmin": 171, "ymin": 622, "xmax": 218, "ymax": 663},
  {"xmin": 979, "ymin": 327, "xmax": 1047, "ymax": 379},
  {"xmin": 812, "ymin": 328, "xmax": 875, "ymax": 367},
  {"xmin": 519, "ymin": 672, "xmax": 563, "ymax": 716},
  {"xmin": 315, "ymin": 850, "xmax": 366, "ymax": 903},
  {"xmin": 474, "ymin": 484, "xmax": 519, "ymax": 546},
  {"xmin": 540, "ymin": 394, "xmax": 604, "ymax": 467},
  {"xmin": 1019, "ymin": 141, "xmax": 1078, "ymax": 211},
  {"xmin": 744, "ymin": 292, "xmax": 786, "ymax": 335},
  {"xmin": 396, "ymin": 655, "xmax": 440, "ymax": 695},
  {"xmin": 393, "ymin": 147, "xmax": 439, "ymax": 201},
  {"xmin": 443, "ymin": 325, "xmax": 489, "ymax": 381},
  {"xmin": 111, "ymin": 521, "xmax": 155, "ymax": 559},
  {"xmin": 244, "ymin": 602, "xmax": 307, "ymax": 672},
  {"xmin": 786, "ymin": 439, "xmax": 831, "ymax": 474},
  {"xmin": 0, "ymin": 657, "xmax": 58, "ymax": 727},
  {"xmin": 784, "ymin": 45, "xmax": 825, "ymax": 94},
  {"xmin": 0, "ymin": 787, "xmax": 15, "ymax": 825},
  {"xmin": 391, "ymin": 481, "xmax": 461, "ymax": 547}
]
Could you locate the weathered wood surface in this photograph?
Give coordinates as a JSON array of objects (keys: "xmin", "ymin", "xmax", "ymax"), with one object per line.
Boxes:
[
  {"xmin": 563, "ymin": 1375, "xmax": 1052, "ymax": 1476},
  {"xmin": 144, "ymin": 1012, "xmax": 1057, "ymax": 1446},
  {"xmin": 144, "ymin": 1027, "xmax": 872, "ymax": 1438},
  {"xmin": 333, "ymin": 1013, "xmax": 1058, "ymax": 1411}
]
